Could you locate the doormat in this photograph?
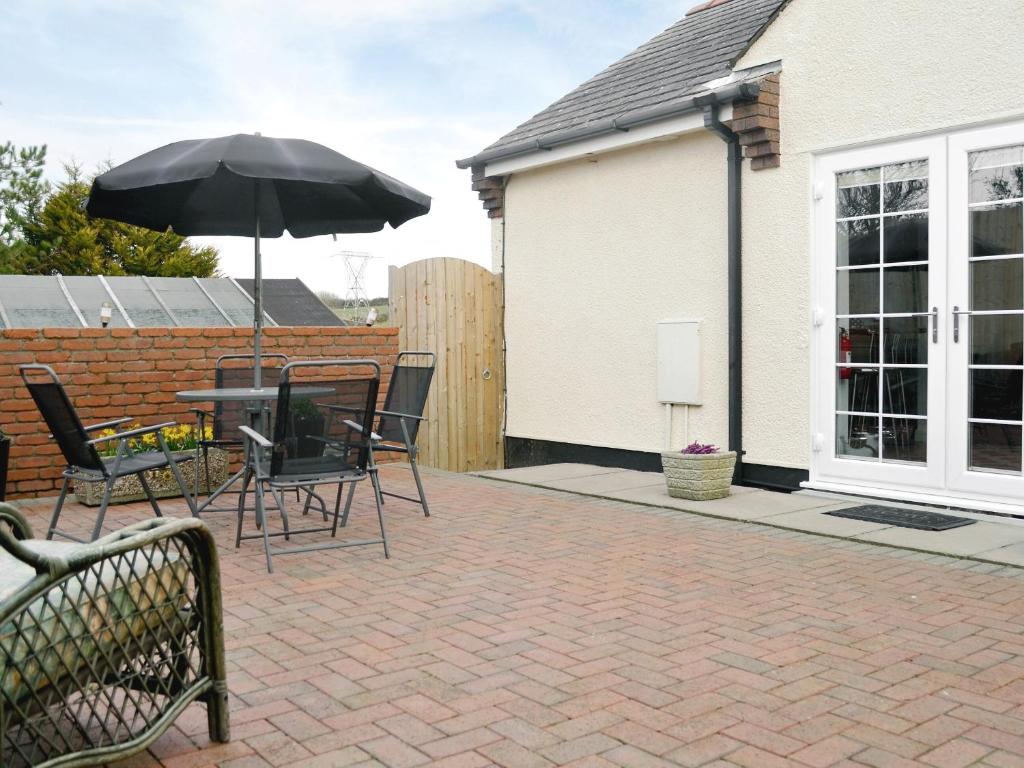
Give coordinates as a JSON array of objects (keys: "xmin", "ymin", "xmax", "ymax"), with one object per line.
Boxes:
[{"xmin": 824, "ymin": 505, "xmax": 976, "ymax": 531}]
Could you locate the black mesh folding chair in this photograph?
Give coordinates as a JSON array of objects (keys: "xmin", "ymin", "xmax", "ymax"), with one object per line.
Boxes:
[
  {"xmin": 19, "ymin": 365, "xmax": 198, "ymax": 543},
  {"xmin": 190, "ymin": 353, "xmax": 288, "ymax": 511},
  {"xmin": 370, "ymin": 351, "xmax": 435, "ymax": 516},
  {"xmin": 236, "ymin": 360, "xmax": 387, "ymax": 572}
]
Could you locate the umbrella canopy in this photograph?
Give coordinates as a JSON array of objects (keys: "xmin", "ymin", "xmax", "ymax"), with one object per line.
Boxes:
[
  {"xmin": 85, "ymin": 133, "xmax": 430, "ymax": 387},
  {"xmin": 86, "ymin": 133, "xmax": 431, "ymax": 237}
]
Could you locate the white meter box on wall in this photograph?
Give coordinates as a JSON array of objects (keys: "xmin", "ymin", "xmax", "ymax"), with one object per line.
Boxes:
[{"xmin": 656, "ymin": 320, "xmax": 701, "ymax": 405}]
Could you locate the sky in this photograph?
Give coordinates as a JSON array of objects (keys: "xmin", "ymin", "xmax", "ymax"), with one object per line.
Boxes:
[{"xmin": 2, "ymin": 0, "xmax": 691, "ymax": 297}]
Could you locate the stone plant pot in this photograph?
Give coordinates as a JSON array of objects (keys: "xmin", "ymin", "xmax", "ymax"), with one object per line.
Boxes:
[
  {"xmin": 660, "ymin": 450, "xmax": 737, "ymax": 501},
  {"xmin": 73, "ymin": 447, "xmax": 230, "ymax": 507}
]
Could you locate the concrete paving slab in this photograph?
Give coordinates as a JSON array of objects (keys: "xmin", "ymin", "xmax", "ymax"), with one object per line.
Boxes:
[
  {"xmin": 761, "ymin": 507, "xmax": 895, "ymax": 537},
  {"xmin": 598, "ymin": 483, "xmax": 839, "ymax": 520},
  {"xmin": 475, "ymin": 463, "xmax": 622, "ymax": 483},
  {"xmin": 544, "ymin": 469, "xmax": 665, "ymax": 494},
  {"xmin": 855, "ymin": 520, "xmax": 1024, "ymax": 557},
  {"xmin": 474, "ymin": 463, "xmax": 1024, "ymax": 566},
  {"xmin": 974, "ymin": 542, "xmax": 1024, "ymax": 567}
]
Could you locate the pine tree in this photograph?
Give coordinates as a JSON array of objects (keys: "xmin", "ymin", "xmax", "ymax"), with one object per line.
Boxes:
[{"xmin": 0, "ymin": 147, "xmax": 218, "ymax": 277}]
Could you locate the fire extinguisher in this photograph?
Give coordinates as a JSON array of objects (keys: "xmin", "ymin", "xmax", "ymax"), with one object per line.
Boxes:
[{"xmin": 839, "ymin": 328, "xmax": 852, "ymax": 379}]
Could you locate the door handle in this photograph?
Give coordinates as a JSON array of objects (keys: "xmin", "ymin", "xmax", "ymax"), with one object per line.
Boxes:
[
  {"xmin": 951, "ymin": 306, "xmax": 974, "ymax": 343},
  {"xmin": 898, "ymin": 309, "xmax": 939, "ymax": 342}
]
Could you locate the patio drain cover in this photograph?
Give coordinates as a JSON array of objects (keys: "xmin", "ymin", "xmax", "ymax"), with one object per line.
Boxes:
[{"xmin": 824, "ymin": 505, "xmax": 976, "ymax": 531}]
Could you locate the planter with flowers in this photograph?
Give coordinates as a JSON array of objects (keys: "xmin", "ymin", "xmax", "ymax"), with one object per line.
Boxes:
[
  {"xmin": 73, "ymin": 423, "xmax": 228, "ymax": 506},
  {"xmin": 660, "ymin": 442, "xmax": 736, "ymax": 501}
]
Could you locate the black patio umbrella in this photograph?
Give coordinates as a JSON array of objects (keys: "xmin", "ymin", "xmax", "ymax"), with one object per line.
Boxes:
[{"xmin": 86, "ymin": 133, "xmax": 430, "ymax": 387}]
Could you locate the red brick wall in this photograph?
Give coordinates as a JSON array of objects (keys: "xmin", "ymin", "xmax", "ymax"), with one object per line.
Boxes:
[{"xmin": 0, "ymin": 326, "xmax": 399, "ymax": 498}]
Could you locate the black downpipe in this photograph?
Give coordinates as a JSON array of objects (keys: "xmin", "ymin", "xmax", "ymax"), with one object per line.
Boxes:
[{"xmin": 701, "ymin": 101, "xmax": 744, "ymax": 483}]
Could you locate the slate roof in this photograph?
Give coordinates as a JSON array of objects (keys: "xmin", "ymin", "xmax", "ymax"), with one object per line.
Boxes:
[
  {"xmin": 464, "ymin": 0, "xmax": 788, "ymax": 165},
  {"xmin": 236, "ymin": 278, "xmax": 345, "ymax": 327}
]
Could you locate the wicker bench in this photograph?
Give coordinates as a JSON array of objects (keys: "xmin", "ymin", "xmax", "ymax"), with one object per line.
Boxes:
[{"xmin": 0, "ymin": 503, "xmax": 229, "ymax": 767}]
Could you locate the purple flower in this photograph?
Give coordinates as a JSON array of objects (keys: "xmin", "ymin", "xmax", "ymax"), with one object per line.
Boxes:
[{"xmin": 681, "ymin": 441, "xmax": 718, "ymax": 454}]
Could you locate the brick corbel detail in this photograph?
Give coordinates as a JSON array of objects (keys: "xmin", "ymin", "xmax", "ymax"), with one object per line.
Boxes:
[
  {"xmin": 471, "ymin": 165, "xmax": 505, "ymax": 219},
  {"xmin": 728, "ymin": 73, "xmax": 781, "ymax": 170}
]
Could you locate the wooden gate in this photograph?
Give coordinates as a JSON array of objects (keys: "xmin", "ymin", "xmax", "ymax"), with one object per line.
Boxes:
[{"xmin": 388, "ymin": 258, "xmax": 504, "ymax": 472}]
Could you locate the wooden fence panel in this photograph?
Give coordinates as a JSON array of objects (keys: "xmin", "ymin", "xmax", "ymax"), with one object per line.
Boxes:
[{"xmin": 388, "ymin": 258, "xmax": 504, "ymax": 472}]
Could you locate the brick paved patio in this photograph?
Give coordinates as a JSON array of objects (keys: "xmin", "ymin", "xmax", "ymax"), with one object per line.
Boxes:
[{"xmin": 15, "ymin": 466, "xmax": 1024, "ymax": 767}]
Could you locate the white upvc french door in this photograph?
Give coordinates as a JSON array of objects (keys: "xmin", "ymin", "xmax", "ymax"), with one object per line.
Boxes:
[
  {"xmin": 812, "ymin": 137, "xmax": 948, "ymax": 493},
  {"xmin": 812, "ymin": 120, "xmax": 1024, "ymax": 510},
  {"xmin": 948, "ymin": 122, "xmax": 1024, "ymax": 502}
]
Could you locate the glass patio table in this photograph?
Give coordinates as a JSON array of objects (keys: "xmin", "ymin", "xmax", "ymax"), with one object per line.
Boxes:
[{"xmin": 176, "ymin": 385, "xmax": 333, "ymax": 515}]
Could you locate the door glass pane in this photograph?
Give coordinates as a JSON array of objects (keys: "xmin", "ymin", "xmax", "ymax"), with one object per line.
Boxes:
[
  {"xmin": 838, "ymin": 219, "xmax": 880, "ymax": 266},
  {"xmin": 883, "ymin": 214, "xmax": 928, "ymax": 262},
  {"xmin": 971, "ymin": 314, "xmax": 1024, "ymax": 366},
  {"xmin": 884, "ymin": 316, "xmax": 928, "ymax": 364},
  {"xmin": 836, "ymin": 414, "xmax": 879, "ymax": 459},
  {"xmin": 834, "ymin": 159, "xmax": 929, "ymax": 466},
  {"xmin": 883, "ymin": 265, "xmax": 928, "ymax": 313},
  {"xmin": 839, "ymin": 320, "xmax": 880, "ymax": 364},
  {"xmin": 838, "ymin": 269, "xmax": 879, "ymax": 315},
  {"xmin": 837, "ymin": 167, "xmax": 880, "ymax": 217},
  {"xmin": 972, "ymin": 258, "xmax": 1023, "ymax": 311},
  {"xmin": 969, "ymin": 147, "xmax": 1023, "ymax": 203},
  {"xmin": 967, "ymin": 146, "xmax": 1024, "ymax": 478},
  {"xmin": 971, "ymin": 203, "xmax": 1023, "ymax": 256},
  {"xmin": 837, "ymin": 368, "xmax": 878, "ymax": 414},
  {"xmin": 970, "ymin": 369, "xmax": 1023, "ymax": 421},
  {"xmin": 884, "ymin": 161, "xmax": 929, "ymax": 212},
  {"xmin": 970, "ymin": 423, "xmax": 1022, "ymax": 473},
  {"xmin": 883, "ymin": 368, "xmax": 927, "ymax": 416},
  {"xmin": 882, "ymin": 417, "xmax": 926, "ymax": 463}
]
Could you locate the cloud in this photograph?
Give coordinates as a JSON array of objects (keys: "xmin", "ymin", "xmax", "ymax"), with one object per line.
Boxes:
[{"xmin": 3, "ymin": 0, "xmax": 690, "ymax": 296}]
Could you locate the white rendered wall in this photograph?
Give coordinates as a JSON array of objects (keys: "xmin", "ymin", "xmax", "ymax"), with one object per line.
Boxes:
[
  {"xmin": 502, "ymin": 133, "xmax": 728, "ymax": 453},
  {"xmin": 735, "ymin": 0, "xmax": 1024, "ymax": 470}
]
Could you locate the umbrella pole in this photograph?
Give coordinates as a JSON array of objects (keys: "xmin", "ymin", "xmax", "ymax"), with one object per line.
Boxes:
[{"xmin": 253, "ymin": 186, "xmax": 262, "ymax": 390}]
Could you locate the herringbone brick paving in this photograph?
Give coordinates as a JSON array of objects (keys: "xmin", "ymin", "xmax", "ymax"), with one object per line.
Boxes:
[{"xmin": 16, "ymin": 467, "xmax": 1024, "ymax": 767}]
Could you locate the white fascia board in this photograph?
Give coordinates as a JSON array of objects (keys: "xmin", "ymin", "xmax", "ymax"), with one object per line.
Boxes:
[{"xmin": 484, "ymin": 105, "xmax": 732, "ymax": 178}]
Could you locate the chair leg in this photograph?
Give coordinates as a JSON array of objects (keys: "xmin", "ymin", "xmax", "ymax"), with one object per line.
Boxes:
[
  {"xmin": 138, "ymin": 473, "xmax": 163, "ymax": 518},
  {"xmin": 47, "ymin": 476, "xmax": 71, "ymax": 540},
  {"xmin": 408, "ymin": 448, "xmax": 430, "ymax": 518},
  {"xmin": 236, "ymin": 467, "xmax": 252, "ymax": 549},
  {"xmin": 339, "ymin": 482, "xmax": 357, "ymax": 528},
  {"xmin": 371, "ymin": 469, "xmax": 389, "ymax": 559},
  {"xmin": 330, "ymin": 484, "xmax": 344, "ymax": 536},
  {"xmin": 335, "ymin": 483, "xmax": 356, "ymax": 532},
  {"xmin": 91, "ymin": 477, "xmax": 117, "ymax": 541},
  {"xmin": 202, "ymin": 445, "xmax": 212, "ymax": 498},
  {"xmin": 270, "ymin": 487, "xmax": 289, "ymax": 541},
  {"xmin": 255, "ymin": 479, "xmax": 273, "ymax": 573}
]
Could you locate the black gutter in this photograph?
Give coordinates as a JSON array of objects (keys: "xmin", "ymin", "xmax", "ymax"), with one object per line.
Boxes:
[
  {"xmin": 456, "ymin": 81, "xmax": 760, "ymax": 170},
  {"xmin": 695, "ymin": 92, "xmax": 747, "ymax": 484}
]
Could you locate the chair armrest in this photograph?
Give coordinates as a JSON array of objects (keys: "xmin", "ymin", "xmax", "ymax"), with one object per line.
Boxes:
[
  {"xmin": 0, "ymin": 514, "xmax": 211, "ymax": 579},
  {"xmin": 83, "ymin": 417, "xmax": 133, "ymax": 433},
  {"xmin": 0, "ymin": 503, "xmax": 34, "ymax": 541},
  {"xmin": 376, "ymin": 409, "xmax": 426, "ymax": 422},
  {"xmin": 86, "ymin": 421, "xmax": 177, "ymax": 445},
  {"xmin": 343, "ymin": 420, "xmax": 382, "ymax": 441},
  {"xmin": 238, "ymin": 425, "xmax": 272, "ymax": 448},
  {"xmin": 321, "ymin": 404, "xmax": 361, "ymax": 415}
]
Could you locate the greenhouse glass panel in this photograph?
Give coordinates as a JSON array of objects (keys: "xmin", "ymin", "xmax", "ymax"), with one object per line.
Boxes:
[
  {"xmin": 104, "ymin": 276, "xmax": 174, "ymax": 326},
  {"xmin": 197, "ymin": 278, "xmax": 262, "ymax": 326},
  {"xmin": 0, "ymin": 276, "xmax": 80, "ymax": 327},
  {"xmin": 146, "ymin": 277, "xmax": 226, "ymax": 326},
  {"xmin": 63, "ymin": 276, "xmax": 128, "ymax": 328}
]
